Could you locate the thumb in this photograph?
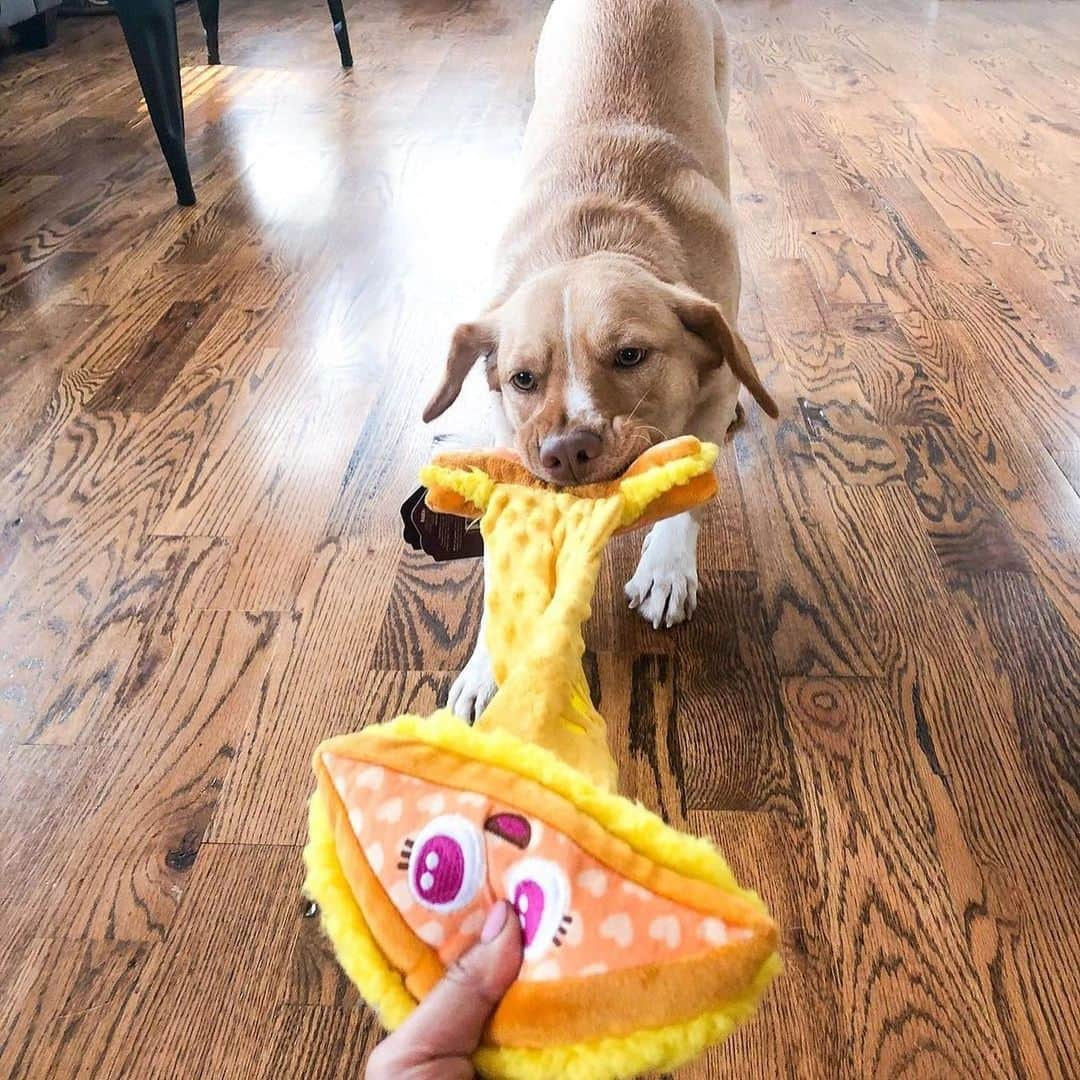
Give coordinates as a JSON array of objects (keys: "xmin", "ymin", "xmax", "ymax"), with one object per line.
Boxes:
[{"xmin": 378, "ymin": 901, "xmax": 523, "ymax": 1067}]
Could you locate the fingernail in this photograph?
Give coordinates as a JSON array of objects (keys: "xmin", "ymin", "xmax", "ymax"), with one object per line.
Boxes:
[{"xmin": 480, "ymin": 901, "xmax": 508, "ymax": 944}]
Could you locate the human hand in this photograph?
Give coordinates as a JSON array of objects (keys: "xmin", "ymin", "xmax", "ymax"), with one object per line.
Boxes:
[{"xmin": 365, "ymin": 900, "xmax": 523, "ymax": 1079}]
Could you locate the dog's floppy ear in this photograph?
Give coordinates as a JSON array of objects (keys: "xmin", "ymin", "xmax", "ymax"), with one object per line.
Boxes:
[
  {"xmin": 422, "ymin": 318, "xmax": 499, "ymax": 422},
  {"xmin": 665, "ymin": 286, "xmax": 779, "ymax": 419}
]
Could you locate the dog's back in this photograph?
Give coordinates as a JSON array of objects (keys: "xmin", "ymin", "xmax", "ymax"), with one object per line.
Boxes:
[{"xmin": 526, "ymin": 0, "xmax": 731, "ymax": 190}]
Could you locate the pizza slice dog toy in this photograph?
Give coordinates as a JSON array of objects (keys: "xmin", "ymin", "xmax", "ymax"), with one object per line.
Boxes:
[{"xmin": 303, "ymin": 436, "xmax": 779, "ymax": 1079}]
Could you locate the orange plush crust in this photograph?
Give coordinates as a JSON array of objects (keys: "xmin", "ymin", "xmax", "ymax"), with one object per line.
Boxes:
[
  {"xmin": 623, "ymin": 469, "xmax": 717, "ymax": 533},
  {"xmin": 422, "ymin": 485, "xmax": 485, "ymax": 519},
  {"xmin": 488, "ymin": 942, "xmax": 777, "ymax": 1047},
  {"xmin": 314, "ymin": 726, "xmax": 777, "ymax": 1047},
  {"xmin": 423, "ymin": 435, "xmax": 717, "ymax": 533}
]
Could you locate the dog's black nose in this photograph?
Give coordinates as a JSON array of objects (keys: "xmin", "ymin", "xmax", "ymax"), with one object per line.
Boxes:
[{"xmin": 539, "ymin": 429, "xmax": 603, "ymax": 483}]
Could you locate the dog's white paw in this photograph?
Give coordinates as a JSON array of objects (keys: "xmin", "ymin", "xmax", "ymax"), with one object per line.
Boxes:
[
  {"xmin": 625, "ymin": 559, "xmax": 699, "ymax": 628},
  {"xmin": 624, "ymin": 514, "xmax": 700, "ymax": 629},
  {"xmin": 447, "ymin": 643, "xmax": 498, "ymax": 722}
]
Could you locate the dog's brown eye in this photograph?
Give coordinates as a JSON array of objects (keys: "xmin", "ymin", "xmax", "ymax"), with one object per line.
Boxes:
[
  {"xmin": 510, "ymin": 371, "xmax": 537, "ymax": 391},
  {"xmin": 615, "ymin": 347, "xmax": 647, "ymax": 368}
]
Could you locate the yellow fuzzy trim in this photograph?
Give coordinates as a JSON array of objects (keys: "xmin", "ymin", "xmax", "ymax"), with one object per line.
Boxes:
[
  {"xmin": 419, "ymin": 463, "xmax": 495, "ymax": 512},
  {"xmin": 303, "ymin": 713, "xmax": 779, "ymax": 1079},
  {"xmin": 619, "ymin": 442, "xmax": 720, "ymax": 525}
]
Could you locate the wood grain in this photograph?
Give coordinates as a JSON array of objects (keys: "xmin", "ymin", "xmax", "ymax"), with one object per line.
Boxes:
[
  {"xmin": 2, "ymin": 1, "xmax": 1077, "ymax": 1077},
  {"xmin": 781, "ymin": 676, "xmax": 1016, "ymax": 1077},
  {"xmin": 689, "ymin": 811, "xmax": 840, "ymax": 1080}
]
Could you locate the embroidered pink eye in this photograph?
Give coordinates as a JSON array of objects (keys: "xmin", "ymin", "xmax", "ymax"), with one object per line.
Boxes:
[
  {"xmin": 407, "ymin": 815, "xmax": 486, "ymax": 913},
  {"xmin": 505, "ymin": 858, "xmax": 571, "ymax": 962},
  {"xmin": 513, "ymin": 879, "xmax": 546, "ymax": 947}
]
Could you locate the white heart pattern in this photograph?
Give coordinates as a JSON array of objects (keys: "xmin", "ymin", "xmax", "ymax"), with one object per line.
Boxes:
[
  {"xmin": 698, "ymin": 917, "xmax": 729, "ymax": 947},
  {"xmin": 364, "ymin": 843, "xmax": 384, "ymax": 874},
  {"xmin": 418, "ymin": 921, "xmax": 445, "ymax": 947},
  {"xmin": 599, "ymin": 912, "xmax": 634, "ymax": 949},
  {"xmin": 648, "ymin": 914, "xmax": 682, "ymax": 949},
  {"xmin": 577, "ymin": 869, "xmax": 608, "ymax": 898},
  {"xmin": 529, "ymin": 959, "xmax": 562, "ymax": 981},
  {"xmin": 389, "ymin": 879, "xmax": 414, "ymax": 912},
  {"xmin": 620, "ymin": 880, "xmax": 652, "ymax": 901},
  {"xmin": 375, "ymin": 797, "xmax": 403, "ymax": 823},
  {"xmin": 354, "ymin": 766, "xmax": 384, "ymax": 790},
  {"xmin": 459, "ymin": 907, "xmax": 487, "ymax": 937},
  {"xmin": 417, "ymin": 792, "xmax": 446, "ymax": 815},
  {"xmin": 347, "ymin": 808, "xmax": 364, "ymax": 836},
  {"xmin": 579, "ymin": 962, "xmax": 608, "ymax": 976}
]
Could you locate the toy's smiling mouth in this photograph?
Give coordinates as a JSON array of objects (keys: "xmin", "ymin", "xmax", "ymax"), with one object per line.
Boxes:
[{"xmin": 484, "ymin": 812, "xmax": 531, "ymax": 848}]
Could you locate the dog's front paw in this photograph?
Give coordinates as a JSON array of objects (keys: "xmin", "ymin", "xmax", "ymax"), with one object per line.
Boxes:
[
  {"xmin": 447, "ymin": 644, "xmax": 498, "ymax": 723},
  {"xmin": 624, "ymin": 521, "xmax": 700, "ymax": 629},
  {"xmin": 625, "ymin": 559, "xmax": 699, "ymax": 628}
]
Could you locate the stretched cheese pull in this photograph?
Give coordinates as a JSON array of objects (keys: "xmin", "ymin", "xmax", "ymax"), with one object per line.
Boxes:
[{"xmin": 420, "ymin": 436, "xmax": 721, "ymax": 789}]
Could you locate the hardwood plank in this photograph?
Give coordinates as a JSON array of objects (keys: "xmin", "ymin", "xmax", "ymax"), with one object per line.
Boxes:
[
  {"xmin": 896, "ymin": 316, "xmax": 1080, "ymax": 630},
  {"xmin": 1052, "ymin": 449, "xmax": 1080, "ymax": 496},
  {"xmin": 753, "ymin": 257, "xmax": 905, "ymax": 487},
  {"xmin": 256, "ymin": 1004, "xmax": 379, "ymax": 1080},
  {"xmin": 0, "ymin": 938, "xmax": 149, "ymax": 1080},
  {"xmin": 597, "ymin": 652, "xmax": 689, "ymax": 827},
  {"xmin": 724, "ymin": 279, "xmax": 887, "ymax": 678},
  {"xmin": 676, "ymin": 571, "xmax": 802, "ymax": 819},
  {"xmin": 21, "ymin": 536, "xmax": 229, "ymax": 746},
  {"xmin": 0, "ymin": 155, "xmax": 175, "ymax": 320},
  {"xmin": 965, "ymin": 572, "xmax": 1079, "ymax": 849},
  {"xmin": 288, "ymin": 902, "xmax": 364, "ymax": 1011},
  {"xmin": 0, "ymin": 302, "xmax": 108, "ymax": 478},
  {"xmin": 814, "ymin": 299, "xmax": 1077, "ymax": 622},
  {"xmin": 207, "ymin": 545, "xmax": 428, "ymax": 846},
  {"xmin": 826, "ymin": 485, "xmax": 1080, "ymax": 1075},
  {"xmin": 734, "ymin": 401, "xmax": 885, "ymax": 676},
  {"xmin": 371, "ymin": 548, "xmax": 484, "ymax": 671},
  {"xmin": 880, "ymin": 177, "xmax": 1078, "ymax": 451},
  {"xmin": 686, "ymin": 810, "xmax": 839, "ymax": 1080},
  {"xmin": 99, "ymin": 844, "xmax": 304, "ymax": 1079},
  {"xmin": 961, "ymin": 226, "xmax": 1080, "ymax": 379},
  {"xmin": 1, "ymin": 609, "xmax": 278, "ymax": 943},
  {"xmin": 0, "ymin": 174, "xmax": 61, "ymax": 226},
  {"xmin": 781, "ymin": 676, "xmax": 1017, "ymax": 1077},
  {"xmin": 87, "ymin": 300, "xmax": 223, "ymax": 417}
]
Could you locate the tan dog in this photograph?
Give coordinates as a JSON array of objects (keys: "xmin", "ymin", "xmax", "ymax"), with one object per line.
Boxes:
[{"xmin": 424, "ymin": 0, "xmax": 777, "ymax": 719}]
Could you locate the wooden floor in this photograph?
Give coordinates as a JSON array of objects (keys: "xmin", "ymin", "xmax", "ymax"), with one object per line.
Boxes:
[{"xmin": 1, "ymin": 1, "xmax": 1077, "ymax": 1076}]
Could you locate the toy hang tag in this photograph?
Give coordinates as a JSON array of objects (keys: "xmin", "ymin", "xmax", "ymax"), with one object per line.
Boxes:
[{"xmin": 400, "ymin": 487, "xmax": 484, "ymax": 561}]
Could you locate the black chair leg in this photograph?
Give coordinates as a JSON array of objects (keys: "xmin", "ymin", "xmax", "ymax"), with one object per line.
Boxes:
[
  {"xmin": 196, "ymin": 0, "xmax": 221, "ymax": 65},
  {"xmin": 326, "ymin": 0, "xmax": 353, "ymax": 68},
  {"xmin": 111, "ymin": 0, "xmax": 195, "ymax": 206}
]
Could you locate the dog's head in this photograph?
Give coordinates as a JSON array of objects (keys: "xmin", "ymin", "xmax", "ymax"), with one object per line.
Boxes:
[{"xmin": 423, "ymin": 254, "xmax": 777, "ymax": 484}]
